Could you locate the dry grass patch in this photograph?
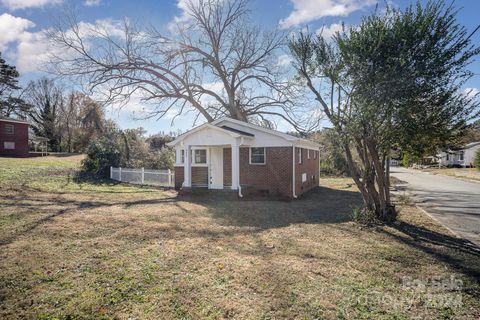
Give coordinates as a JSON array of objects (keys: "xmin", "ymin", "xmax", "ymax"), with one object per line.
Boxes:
[
  {"xmin": 422, "ymin": 167, "xmax": 480, "ymax": 182},
  {"xmin": 0, "ymin": 156, "xmax": 479, "ymax": 319}
]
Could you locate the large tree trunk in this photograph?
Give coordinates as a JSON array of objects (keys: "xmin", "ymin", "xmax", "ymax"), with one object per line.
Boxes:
[{"xmin": 344, "ymin": 138, "xmax": 397, "ymax": 223}]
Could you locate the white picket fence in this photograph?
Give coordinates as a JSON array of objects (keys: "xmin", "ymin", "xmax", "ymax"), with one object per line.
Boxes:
[{"xmin": 110, "ymin": 167, "xmax": 174, "ymax": 188}]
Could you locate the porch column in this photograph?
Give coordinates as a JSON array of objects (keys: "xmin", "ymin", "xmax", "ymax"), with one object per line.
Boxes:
[
  {"xmin": 231, "ymin": 144, "xmax": 240, "ymax": 190},
  {"xmin": 184, "ymin": 145, "xmax": 191, "ymax": 187}
]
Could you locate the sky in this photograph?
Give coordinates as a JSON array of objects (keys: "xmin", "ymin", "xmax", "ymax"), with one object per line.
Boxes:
[{"xmin": 0, "ymin": 0, "xmax": 479, "ymax": 135}]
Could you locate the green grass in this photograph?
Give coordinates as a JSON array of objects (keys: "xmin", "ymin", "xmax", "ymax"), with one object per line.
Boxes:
[{"xmin": 0, "ymin": 155, "xmax": 479, "ymax": 319}]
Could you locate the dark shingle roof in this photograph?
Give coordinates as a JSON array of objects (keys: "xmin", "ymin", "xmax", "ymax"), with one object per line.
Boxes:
[{"xmin": 220, "ymin": 125, "xmax": 255, "ymax": 137}]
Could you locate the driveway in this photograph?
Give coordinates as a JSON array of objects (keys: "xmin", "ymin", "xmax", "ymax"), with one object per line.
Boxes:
[{"xmin": 391, "ymin": 167, "xmax": 480, "ymax": 246}]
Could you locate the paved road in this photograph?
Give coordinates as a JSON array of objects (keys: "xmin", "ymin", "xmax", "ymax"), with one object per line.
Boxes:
[{"xmin": 391, "ymin": 167, "xmax": 480, "ymax": 246}]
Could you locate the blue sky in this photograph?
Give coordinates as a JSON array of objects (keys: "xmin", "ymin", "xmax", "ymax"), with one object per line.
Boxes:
[{"xmin": 0, "ymin": 0, "xmax": 479, "ymax": 135}]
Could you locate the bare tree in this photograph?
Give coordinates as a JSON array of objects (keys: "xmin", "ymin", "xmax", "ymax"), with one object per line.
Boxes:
[{"xmin": 47, "ymin": 0, "xmax": 318, "ymax": 131}]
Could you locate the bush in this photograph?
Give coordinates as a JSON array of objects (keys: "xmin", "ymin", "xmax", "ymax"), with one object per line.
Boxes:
[
  {"xmin": 350, "ymin": 206, "xmax": 377, "ymax": 225},
  {"xmin": 81, "ymin": 125, "xmax": 175, "ymax": 178},
  {"xmin": 475, "ymin": 149, "xmax": 480, "ymax": 171},
  {"xmin": 81, "ymin": 129, "xmax": 123, "ymax": 177}
]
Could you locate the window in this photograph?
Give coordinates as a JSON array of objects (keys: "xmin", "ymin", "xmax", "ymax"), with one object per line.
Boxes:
[
  {"xmin": 194, "ymin": 149, "xmax": 207, "ymax": 164},
  {"xmin": 4, "ymin": 124, "xmax": 14, "ymax": 134},
  {"xmin": 177, "ymin": 149, "xmax": 185, "ymax": 164},
  {"xmin": 298, "ymin": 148, "xmax": 302, "ymax": 164},
  {"xmin": 460, "ymin": 152, "xmax": 464, "ymax": 161},
  {"xmin": 307, "ymin": 149, "xmax": 310, "ymax": 159},
  {"xmin": 314, "ymin": 150, "xmax": 317, "ymax": 159},
  {"xmin": 250, "ymin": 147, "xmax": 265, "ymax": 164},
  {"xmin": 4, "ymin": 142, "xmax": 15, "ymax": 149}
]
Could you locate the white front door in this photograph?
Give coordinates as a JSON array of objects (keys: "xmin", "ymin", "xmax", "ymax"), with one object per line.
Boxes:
[{"xmin": 209, "ymin": 147, "xmax": 223, "ymax": 189}]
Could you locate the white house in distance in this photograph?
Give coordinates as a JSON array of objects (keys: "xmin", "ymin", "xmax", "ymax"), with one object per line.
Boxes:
[
  {"xmin": 437, "ymin": 141, "xmax": 480, "ymax": 167},
  {"xmin": 167, "ymin": 117, "xmax": 320, "ymax": 199}
]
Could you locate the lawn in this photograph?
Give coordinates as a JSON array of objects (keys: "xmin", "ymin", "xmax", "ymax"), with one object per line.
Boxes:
[
  {"xmin": 0, "ymin": 156, "xmax": 479, "ymax": 319},
  {"xmin": 422, "ymin": 167, "xmax": 480, "ymax": 183}
]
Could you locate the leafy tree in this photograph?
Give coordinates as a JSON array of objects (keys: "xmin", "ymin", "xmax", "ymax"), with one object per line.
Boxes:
[
  {"xmin": 0, "ymin": 52, "xmax": 31, "ymax": 118},
  {"xmin": 312, "ymin": 128, "xmax": 349, "ymax": 175},
  {"xmin": 289, "ymin": 1, "xmax": 479, "ymax": 222}
]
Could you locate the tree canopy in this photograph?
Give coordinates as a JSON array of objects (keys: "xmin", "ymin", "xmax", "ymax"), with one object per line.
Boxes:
[{"xmin": 289, "ymin": 0, "xmax": 479, "ymax": 221}]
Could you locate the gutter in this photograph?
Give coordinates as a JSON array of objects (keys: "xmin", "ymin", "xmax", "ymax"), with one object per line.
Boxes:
[{"xmin": 292, "ymin": 146, "xmax": 297, "ymax": 199}]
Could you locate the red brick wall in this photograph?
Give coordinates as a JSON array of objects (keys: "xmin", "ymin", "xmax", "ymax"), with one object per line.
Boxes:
[
  {"xmin": 223, "ymin": 148, "xmax": 232, "ymax": 187},
  {"xmin": 174, "ymin": 166, "xmax": 184, "ymax": 189},
  {"xmin": 239, "ymin": 146, "xmax": 293, "ymax": 198},
  {"xmin": 295, "ymin": 147, "xmax": 319, "ymax": 196},
  {"xmin": 0, "ymin": 121, "xmax": 29, "ymax": 157}
]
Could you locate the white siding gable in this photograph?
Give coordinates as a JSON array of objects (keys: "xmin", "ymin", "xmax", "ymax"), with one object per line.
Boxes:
[
  {"xmin": 181, "ymin": 126, "xmax": 240, "ymax": 146},
  {"xmin": 215, "ymin": 119, "xmax": 293, "ymax": 147}
]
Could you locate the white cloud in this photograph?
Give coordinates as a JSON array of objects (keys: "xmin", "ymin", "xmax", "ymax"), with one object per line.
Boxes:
[
  {"xmin": 279, "ymin": 0, "xmax": 376, "ymax": 29},
  {"xmin": 84, "ymin": 0, "xmax": 101, "ymax": 6},
  {"xmin": 277, "ymin": 54, "xmax": 293, "ymax": 67},
  {"xmin": 1, "ymin": 14, "xmax": 125, "ymax": 73},
  {"xmin": 1, "ymin": 0, "xmax": 62, "ymax": 10},
  {"xmin": 0, "ymin": 13, "xmax": 35, "ymax": 50},
  {"xmin": 168, "ymin": 0, "xmax": 224, "ymax": 33},
  {"xmin": 316, "ymin": 22, "xmax": 345, "ymax": 38},
  {"xmin": 464, "ymin": 88, "xmax": 479, "ymax": 99}
]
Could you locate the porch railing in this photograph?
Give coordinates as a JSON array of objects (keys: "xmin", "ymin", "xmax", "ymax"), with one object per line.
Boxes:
[{"xmin": 110, "ymin": 167, "xmax": 174, "ymax": 188}]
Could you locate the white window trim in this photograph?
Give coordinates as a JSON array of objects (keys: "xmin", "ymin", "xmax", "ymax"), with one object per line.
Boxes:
[
  {"xmin": 192, "ymin": 148, "xmax": 208, "ymax": 166},
  {"xmin": 314, "ymin": 150, "xmax": 317, "ymax": 159},
  {"xmin": 4, "ymin": 124, "xmax": 14, "ymax": 135},
  {"xmin": 176, "ymin": 149, "xmax": 185, "ymax": 166},
  {"xmin": 4, "ymin": 141, "xmax": 15, "ymax": 150},
  {"xmin": 298, "ymin": 147, "xmax": 302, "ymax": 164},
  {"xmin": 249, "ymin": 147, "xmax": 266, "ymax": 165}
]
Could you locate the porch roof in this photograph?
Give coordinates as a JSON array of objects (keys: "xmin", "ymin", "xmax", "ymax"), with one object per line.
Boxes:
[{"xmin": 167, "ymin": 123, "xmax": 254, "ymax": 147}]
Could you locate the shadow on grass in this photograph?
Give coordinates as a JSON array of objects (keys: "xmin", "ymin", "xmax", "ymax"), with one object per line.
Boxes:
[
  {"xmin": 380, "ymin": 221, "xmax": 480, "ymax": 280},
  {"xmin": 0, "ymin": 185, "xmax": 361, "ymax": 246},
  {"xmin": 177, "ymin": 186, "xmax": 363, "ymax": 229}
]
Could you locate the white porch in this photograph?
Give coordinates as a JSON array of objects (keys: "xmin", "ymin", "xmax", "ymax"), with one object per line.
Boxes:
[{"xmin": 169, "ymin": 123, "xmax": 254, "ymax": 190}]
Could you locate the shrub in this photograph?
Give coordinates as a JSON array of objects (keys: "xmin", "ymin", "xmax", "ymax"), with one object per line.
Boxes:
[
  {"xmin": 350, "ymin": 206, "xmax": 377, "ymax": 225},
  {"xmin": 81, "ymin": 125, "xmax": 175, "ymax": 178},
  {"xmin": 82, "ymin": 132, "xmax": 123, "ymax": 177}
]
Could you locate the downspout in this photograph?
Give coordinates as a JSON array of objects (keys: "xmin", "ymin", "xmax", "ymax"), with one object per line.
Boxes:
[
  {"xmin": 292, "ymin": 146, "xmax": 297, "ymax": 199},
  {"xmin": 238, "ymin": 185, "xmax": 243, "ymax": 198}
]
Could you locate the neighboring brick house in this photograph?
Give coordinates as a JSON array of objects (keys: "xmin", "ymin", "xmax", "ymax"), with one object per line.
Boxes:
[
  {"xmin": 0, "ymin": 117, "xmax": 30, "ymax": 157},
  {"xmin": 167, "ymin": 117, "xmax": 320, "ymax": 199}
]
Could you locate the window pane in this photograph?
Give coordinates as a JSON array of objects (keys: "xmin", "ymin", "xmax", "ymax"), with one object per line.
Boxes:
[
  {"xmin": 4, "ymin": 142, "xmax": 15, "ymax": 149},
  {"xmin": 250, "ymin": 147, "xmax": 265, "ymax": 164},
  {"xmin": 195, "ymin": 149, "xmax": 206, "ymax": 163},
  {"xmin": 4, "ymin": 124, "xmax": 14, "ymax": 134},
  {"xmin": 181, "ymin": 150, "xmax": 185, "ymax": 163}
]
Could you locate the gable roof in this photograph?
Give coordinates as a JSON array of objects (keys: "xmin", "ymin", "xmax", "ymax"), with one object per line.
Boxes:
[
  {"xmin": 220, "ymin": 125, "xmax": 255, "ymax": 137},
  {"xmin": 166, "ymin": 122, "xmax": 253, "ymax": 146},
  {"xmin": 463, "ymin": 141, "xmax": 480, "ymax": 149},
  {"xmin": 212, "ymin": 117, "xmax": 319, "ymax": 148},
  {"xmin": 0, "ymin": 116, "xmax": 30, "ymax": 125},
  {"xmin": 168, "ymin": 117, "xmax": 319, "ymax": 148}
]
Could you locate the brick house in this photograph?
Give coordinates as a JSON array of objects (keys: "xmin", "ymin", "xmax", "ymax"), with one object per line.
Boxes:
[
  {"xmin": 167, "ymin": 117, "xmax": 320, "ymax": 199},
  {"xmin": 0, "ymin": 117, "xmax": 30, "ymax": 157}
]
